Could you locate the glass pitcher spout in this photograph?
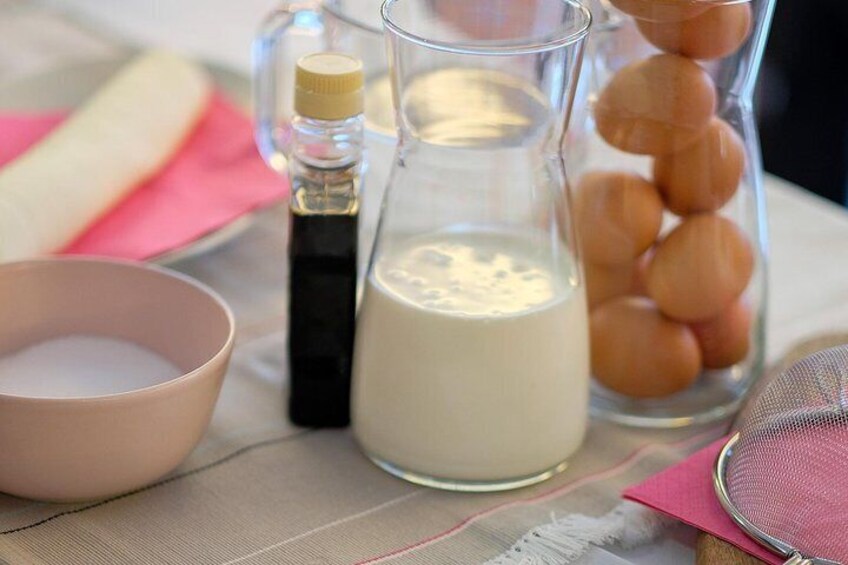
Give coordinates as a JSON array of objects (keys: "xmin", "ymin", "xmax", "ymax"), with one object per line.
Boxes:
[{"xmin": 352, "ymin": 0, "xmax": 592, "ymax": 492}]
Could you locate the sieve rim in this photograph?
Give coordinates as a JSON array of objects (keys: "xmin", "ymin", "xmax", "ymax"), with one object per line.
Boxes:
[{"xmin": 713, "ymin": 433, "xmax": 840, "ymax": 565}]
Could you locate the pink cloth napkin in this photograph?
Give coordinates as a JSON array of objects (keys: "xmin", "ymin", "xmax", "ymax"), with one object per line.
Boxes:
[
  {"xmin": 623, "ymin": 437, "xmax": 780, "ymax": 564},
  {"xmin": 0, "ymin": 93, "xmax": 287, "ymax": 260}
]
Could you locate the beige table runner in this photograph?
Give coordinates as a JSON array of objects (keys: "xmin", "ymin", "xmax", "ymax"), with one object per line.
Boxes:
[{"xmin": 0, "ymin": 206, "xmax": 728, "ymax": 564}]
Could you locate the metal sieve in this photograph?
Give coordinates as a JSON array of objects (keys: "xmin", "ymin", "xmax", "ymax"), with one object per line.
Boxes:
[{"xmin": 714, "ymin": 345, "xmax": 848, "ymax": 565}]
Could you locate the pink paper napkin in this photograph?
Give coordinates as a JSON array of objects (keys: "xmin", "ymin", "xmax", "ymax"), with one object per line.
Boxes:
[
  {"xmin": 623, "ymin": 437, "xmax": 780, "ymax": 564},
  {"xmin": 0, "ymin": 93, "xmax": 287, "ymax": 261}
]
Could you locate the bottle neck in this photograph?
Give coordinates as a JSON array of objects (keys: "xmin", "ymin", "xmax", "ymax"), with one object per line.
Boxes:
[
  {"xmin": 290, "ymin": 114, "xmax": 364, "ymax": 169},
  {"xmin": 289, "ymin": 113, "xmax": 364, "ymax": 216}
]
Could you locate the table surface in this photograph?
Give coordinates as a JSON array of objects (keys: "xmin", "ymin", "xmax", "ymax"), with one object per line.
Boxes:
[{"xmin": 1, "ymin": 3, "xmax": 847, "ymax": 564}]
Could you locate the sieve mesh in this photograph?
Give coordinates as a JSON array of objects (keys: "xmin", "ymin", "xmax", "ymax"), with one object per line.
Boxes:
[{"xmin": 725, "ymin": 345, "xmax": 848, "ymax": 563}]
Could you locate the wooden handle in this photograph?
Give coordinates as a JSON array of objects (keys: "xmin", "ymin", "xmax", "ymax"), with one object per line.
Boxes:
[{"xmin": 696, "ymin": 533, "xmax": 767, "ymax": 564}]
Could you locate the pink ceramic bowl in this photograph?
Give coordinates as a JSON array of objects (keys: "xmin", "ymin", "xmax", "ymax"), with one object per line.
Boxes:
[{"xmin": 0, "ymin": 258, "xmax": 234, "ymax": 502}]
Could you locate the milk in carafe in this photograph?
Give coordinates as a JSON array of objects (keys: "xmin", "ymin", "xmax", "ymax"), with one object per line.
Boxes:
[{"xmin": 353, "ymin": 229, "xmax": 589, "ymax": 483}]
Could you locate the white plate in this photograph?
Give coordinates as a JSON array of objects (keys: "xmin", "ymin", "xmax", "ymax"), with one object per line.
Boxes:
[{"xmin": 0, "ymin": 53, "xmax": 258, "ymax": 265}]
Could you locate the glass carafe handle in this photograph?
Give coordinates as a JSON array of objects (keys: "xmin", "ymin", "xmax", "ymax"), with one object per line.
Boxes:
[{"xmin": 252, "ymin": 0, "xmax": 323, "ymax": 173}]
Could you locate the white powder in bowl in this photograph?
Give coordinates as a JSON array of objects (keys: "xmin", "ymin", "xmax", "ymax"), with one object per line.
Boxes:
[{"xmin": 0, "ymin": 335, "xmax": 182, "ymax": 398}]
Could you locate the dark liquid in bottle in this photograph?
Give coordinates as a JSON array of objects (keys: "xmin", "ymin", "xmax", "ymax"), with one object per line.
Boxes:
[{"xmin": 288, "ymin": 210, "xmax": 357, "ymax": 427}]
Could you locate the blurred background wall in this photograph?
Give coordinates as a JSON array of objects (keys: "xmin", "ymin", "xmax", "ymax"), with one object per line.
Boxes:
[
  {"xmin": 758, "ymin": 0, "xmax": 848, "ymax": 206},
  {"xmin": 6, "ymin": 0, "xmax": 847, "ymax": 206}
]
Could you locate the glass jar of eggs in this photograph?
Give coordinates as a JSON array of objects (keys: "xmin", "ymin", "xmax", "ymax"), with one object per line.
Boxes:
[{"xmin": 573, "ymin": 0, "xmax": 776, "ymax": 426}]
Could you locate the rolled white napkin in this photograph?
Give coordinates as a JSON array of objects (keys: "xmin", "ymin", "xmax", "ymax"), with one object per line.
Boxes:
[{"xmin": 0, "ymin": 50, "xmax": 211, "ymax": 262}]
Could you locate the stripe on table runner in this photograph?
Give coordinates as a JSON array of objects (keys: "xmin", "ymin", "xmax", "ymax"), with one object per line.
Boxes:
[
  {"xmin": 220, "ymin": 490, "xmax": 425, "ymax": 565},
  {"xmin": 0, "ymin": 430, "xmax": 313, "ymax": 535},
  {"xmin": 354, "ymin": 426, "xmax": 725, "ymax": 565}
]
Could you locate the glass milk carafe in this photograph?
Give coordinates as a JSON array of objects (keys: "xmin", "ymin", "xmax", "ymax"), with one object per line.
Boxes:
[
  {"xmin": 352, "ymin": 0, "xmax": 592, "ymax": 492},
  {"xmin": 576, "ymin": 0, "xmax": 775, "ymax": 426}
]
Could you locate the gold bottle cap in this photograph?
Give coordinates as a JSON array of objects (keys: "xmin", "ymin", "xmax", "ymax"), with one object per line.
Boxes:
[{"xmin": 294, "ymin": 52, "xmax": 364, "ymax": 121}]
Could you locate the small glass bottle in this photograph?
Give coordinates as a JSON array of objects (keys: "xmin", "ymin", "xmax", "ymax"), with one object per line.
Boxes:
[{"xmin": 286, "ymin": 52, "xmax": 364, "ymax": 427}]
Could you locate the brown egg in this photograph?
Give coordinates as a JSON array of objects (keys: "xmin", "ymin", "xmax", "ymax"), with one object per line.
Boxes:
[
  {"xmin": 647, "ymin": 214, "xmax": 754, "ymax": 322},
  {"xmin": 609, "ymin": 0, "xmax": 709, "ymax": 22},
  {"xmin": 653, "ymin": 118, "xmax": 746, "ymax": 215},
  {"xmin": 574, "ymin": 172, "xmax": 663, "ymax": 265},
  {"xmin": 586, "ymin": 261, "xmax": 639, "ymax": 309},
  {"xmin": 636, "ymin": 3, "xmax": 753, "ymax": 60},
  {"xmin": 585, "ymin": 248, "xmax": 653, "ymax": 309},
  {"xmin": 690, "ymin": 299, "xmax": 753, "ymax": 368},
  {"xmin": 632, "ymin": 248, "xmax": 654, "ymax": 296},
  {"xmin": 595, "ymin": 54, "xmax": 717, "ymax": 156},
  {"xmin": 590, "ymin": 296, "xmax": 701, "ymax": 398}
]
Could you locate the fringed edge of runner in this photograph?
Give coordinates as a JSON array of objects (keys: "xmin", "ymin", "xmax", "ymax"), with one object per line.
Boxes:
[{"xmin": 484, "ymin": 501, "xmax": 672, "ymax": 565}]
